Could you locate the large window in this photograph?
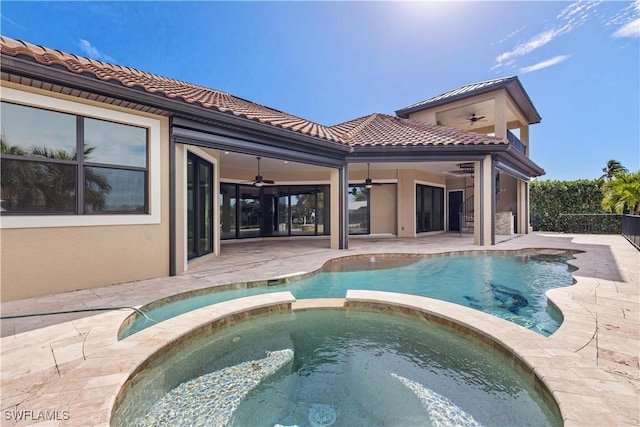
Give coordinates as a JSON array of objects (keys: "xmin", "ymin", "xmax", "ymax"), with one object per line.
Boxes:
[
  {"xmin": 0, "ymin": 102, "xmax": 148, "ymax": 215},
  {"xmin": 416, "ymin": 184, "xmax": 444, "ymax": 233},
  {"xmin": 219, "ymin": 184, "xmax": 329, "ymax": 239}
]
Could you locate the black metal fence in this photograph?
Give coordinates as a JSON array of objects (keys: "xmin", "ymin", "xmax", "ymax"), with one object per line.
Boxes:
[
  {"xmin": 557, "ymin": 213, "xmax": 640, "ymax": 250},
  {"xmin": 622, "ymin": 214, "xmax": 640, "ymax": 250},
  {"xmin": 558, "ymin": 214, "xmax": 622, "ymax": 234}
]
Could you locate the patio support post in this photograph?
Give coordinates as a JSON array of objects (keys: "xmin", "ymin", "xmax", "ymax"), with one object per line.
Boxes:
[
  {"xmin": 330, "ymin": 166, "xmax": 349, "ymax": 250},
  {"xmin": 169, "ymin": 130, "xmax": 177, "ymax": 276},
  {"xmin": 494, "ymin": 91, "xmax": 507, "ymax": 139},
  {"xmin": 517, "ymin": 180, "xmax": 529, "ymax": 234},
  {"xmin": 340, "ymin": 163, "xmax": 349, "ymax": 249},
  {"xmin": 473, "ymin": 155, "xmax": 494, "ymax": 246},
  {"xmin": 491, "ymin": 155, "xmax": 497, "ymax": 245}
]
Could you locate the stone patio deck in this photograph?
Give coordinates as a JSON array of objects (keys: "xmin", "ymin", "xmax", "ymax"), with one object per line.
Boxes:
[{"xmin": 1, "ymin": 232, "xmax": 638, "ymax": 426}]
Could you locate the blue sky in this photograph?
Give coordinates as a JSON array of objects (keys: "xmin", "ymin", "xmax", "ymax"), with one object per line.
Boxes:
[{"xmin": 2, "ymin": 1, "xmax": 638, "ymax": 181}]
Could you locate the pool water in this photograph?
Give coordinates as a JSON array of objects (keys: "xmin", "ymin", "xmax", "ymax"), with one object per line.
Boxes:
[
  {"xmin": 113, "ymin": 309, "xmax": 562, "ymax": 427},
  {"xmin": 120, "ymin": 252, "xmax": 575, "ymax": 339}
]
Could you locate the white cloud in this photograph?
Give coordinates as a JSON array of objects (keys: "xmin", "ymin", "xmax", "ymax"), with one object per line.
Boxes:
[
  {"xmin": 1, "ymin": 13, "xmax": 25, "ymax": 29},
  {"xmin": 613, "ymin": 17, "xmax": 640, "ymax": 38},
  {"xmin": 493, "ymin": 1, "xmax": 601, "ymax": 70},
  {"xmin": 609, "ymin": 1, "xmax": 640, "ymax": 38},
  {"xmin": 496, "ymin": 26, "xmax": 525, "ymax": 45},
  {"xmin": 520, "ymin": 55, "xmax": 571, "ymax": 74},
  {"xmin": 77, "ymin": 39, "xmax": 116, "ymax": 63}
]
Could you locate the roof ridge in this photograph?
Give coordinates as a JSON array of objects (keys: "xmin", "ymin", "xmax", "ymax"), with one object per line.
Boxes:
[{"xmin": 338, "ymin": 113, "xmax": 380, "ymax": 141}]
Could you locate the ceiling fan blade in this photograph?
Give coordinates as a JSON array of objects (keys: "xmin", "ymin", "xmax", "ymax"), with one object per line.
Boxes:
[{"xmin": 250, "ymin": 156, "xmax": 275, "ymax": 186}]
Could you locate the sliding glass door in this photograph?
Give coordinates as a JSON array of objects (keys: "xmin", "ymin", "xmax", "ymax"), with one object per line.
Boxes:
[{"xmin": 187, "ymin": 153, "xmax": 213, "ymax": 259}]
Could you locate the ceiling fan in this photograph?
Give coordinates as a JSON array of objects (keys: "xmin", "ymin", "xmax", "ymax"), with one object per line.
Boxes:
[
  {"xmin": 467, "ymin": 113, "xmax": 486, "ymax": 126},
  {"xmin": 364, "ymin": 163, "xmax": 382, "ymax": 189},
  {"xmin": 248, "ymin": 156, "xmax": 275, "ymax": 187}
]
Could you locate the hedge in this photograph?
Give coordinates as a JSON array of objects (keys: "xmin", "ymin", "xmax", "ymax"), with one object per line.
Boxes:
[{"xmin": 530, "ymin": 179, "xmax": 606, "ymax": 231}]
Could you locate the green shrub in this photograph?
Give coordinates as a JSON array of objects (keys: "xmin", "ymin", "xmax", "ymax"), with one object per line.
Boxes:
[{"xmin": 530, "ymin": 179, "xmax": 605, "ymax": 231}]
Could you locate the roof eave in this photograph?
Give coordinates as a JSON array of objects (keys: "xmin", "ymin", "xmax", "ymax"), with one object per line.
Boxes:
[
  {"xmin": 1, "ymin": 54, "xmax": 352, "ymax": 154},
  {"xmin": 348, "ymin": 143, "xmax": 544, "ymax": 178},
  {"xmin": 396, "ymin": 77, "xmax": 542, "ymax": 125}
]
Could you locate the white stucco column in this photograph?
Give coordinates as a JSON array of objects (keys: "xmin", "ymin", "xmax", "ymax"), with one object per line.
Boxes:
[
  {"xmin": 397, "ymin": 169, "xmax": 416, "ymax": 238},
  {"xmin": 473, "ymin": 155, "xmax": 493, "ymax": 246},
  {"xmin": 517, "ymin": 180, "xmax": 530, "ymax": 234},
  {"xmin": 494, "ymin": 91, "xmax": 507, "ymax": 140}
]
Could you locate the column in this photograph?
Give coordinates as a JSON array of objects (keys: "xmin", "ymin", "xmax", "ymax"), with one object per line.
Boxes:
[{"xmin": 473, "ymin": 155, "xmax": 494, "ymax": 246}]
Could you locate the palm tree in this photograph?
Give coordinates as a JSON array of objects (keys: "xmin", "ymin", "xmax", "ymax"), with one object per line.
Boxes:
[
  {"xmin": 601, "ymin": 171, "xmax": 640, "ymax": 215},
  {"xmin": 600, "ymin": 159, "xmax": 628, "ymax": 181},
  {"xmin": 1, "ymin": 141, "xmax": 111, "ymax": 212}
]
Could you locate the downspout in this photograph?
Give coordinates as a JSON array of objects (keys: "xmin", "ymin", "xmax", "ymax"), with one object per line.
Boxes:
[
  {"xmin": 479, "ymin": 159, "xmax": 484, "ymax": 246},
  {"xmin": 339, "ymin": 163, "xmax": 349, "ymax": 249},
  {"xmin": 491, "ymin": 155, "xmax": 497, "ymax": 245},
  {"xmin": 169, "ymin": 118, "xmax": 177, "ymax": 276}
]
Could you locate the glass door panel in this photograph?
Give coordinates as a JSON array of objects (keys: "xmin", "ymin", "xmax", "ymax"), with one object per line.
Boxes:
[
  {"xmin": 220, "ymin": 184, "xmax": 237, "ymax": 239},
  {"xmin": 187, "ymin": 153, "xmax": 213, "ymax": 259},
  {"xmin": 277, "ymin": 195, "xmax": 290, "ymax": 235},
  {"xmin": 239, "ymin": 186, "xmax": 260, "ymax": 238}
]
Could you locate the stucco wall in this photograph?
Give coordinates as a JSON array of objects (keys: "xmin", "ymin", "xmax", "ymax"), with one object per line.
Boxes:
[
  {"xmin": 0, "ymin": 84, "xmax": 170, "ymax": 301},
  {"xmin": 370, "ymin": 184, "xmax": 397, "ymax": 235}
]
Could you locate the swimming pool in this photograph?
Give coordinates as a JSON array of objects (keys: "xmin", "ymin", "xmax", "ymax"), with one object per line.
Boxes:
[
  {"xmin": 112, "ymin": 309, "xmax": 562, "ymax": 426},
  {"xmin": 119, "ymin": 251, "xmax": 576, "ymax": 339}
]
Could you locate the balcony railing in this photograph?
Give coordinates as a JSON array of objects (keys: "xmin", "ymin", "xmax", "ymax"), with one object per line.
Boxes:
[{"xmin": 507, "ymin": 130, "xmax": 527, "ymax": 155}]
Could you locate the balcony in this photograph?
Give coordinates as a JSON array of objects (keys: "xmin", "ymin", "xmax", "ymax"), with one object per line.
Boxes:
[{"xmin": 507, "ymin": 130, "xmax": 527, "ymax": 155}]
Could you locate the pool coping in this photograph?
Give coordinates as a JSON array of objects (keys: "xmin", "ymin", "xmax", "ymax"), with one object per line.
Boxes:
[{"xmin": 1, "ymin": 233, "xmax": 638, "ymax": 426}]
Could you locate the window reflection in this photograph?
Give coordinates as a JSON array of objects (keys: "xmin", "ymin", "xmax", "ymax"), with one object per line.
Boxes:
[
  {"xmin": 0, "ymin": 158, "xmax": 76, "ymax": 213},
  {"xmin": 85, "ymin": 167, "xmax": 145, "ymax": 213},
  {"xmin": 0, "ymin": 102, "xmax": 148, "ymax": 215},
  {"xmin": 416, "ymin": 184, "xmax": 444, "ymax": 232},
  {"xmin": 85, "ymin": 118, "xmax": 147, "ymax": 167},
  {"xmin": 0, "ymin": 102, "xmax": 76, "ymax": 156}
]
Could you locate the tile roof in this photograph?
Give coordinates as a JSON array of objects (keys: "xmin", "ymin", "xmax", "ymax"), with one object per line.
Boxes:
[
  {"xmin": 396, "ymin": 76, "xmax": 542, "ymax": 124},
  {"xmin": 330, "ymin": 113, "xmax": 506, "ymax": 147},
  {"xmin": 1, "ymin": 36, "xmax": 506, "ymax": 150},
  {"xmin": 0, "ymin": 36, "xmax": 345, "ymax": 144}
]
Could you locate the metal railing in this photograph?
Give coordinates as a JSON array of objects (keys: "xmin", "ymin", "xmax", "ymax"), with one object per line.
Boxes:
[
  {"xmin": 622, "ymin": 214, "xmax": 640, "ymax": 250},
  {"xmin": 558, "ymin": 213, "xmax": 622, "ymax": 234},
  {"xmin": 507, "ymin": 130, "xmax": 527, "ymax": 155}
]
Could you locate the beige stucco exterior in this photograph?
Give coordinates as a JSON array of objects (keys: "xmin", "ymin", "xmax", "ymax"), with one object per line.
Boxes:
[
  {"xmin": 0, "ymin": 83, "xmax": 171, "ymax": 301},
  {"xmin": 0, "ymin": 76, "xmax": 541, "ymax": 301}
]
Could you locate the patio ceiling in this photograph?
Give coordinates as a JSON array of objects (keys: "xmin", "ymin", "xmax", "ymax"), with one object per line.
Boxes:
[{"xmin": 220, "ymin": 151, "xmax": 471, "ymax": 178}]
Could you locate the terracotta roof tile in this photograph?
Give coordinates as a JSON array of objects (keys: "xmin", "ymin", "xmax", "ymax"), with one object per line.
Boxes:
[
  {"xmin": 1, "ymin": 36, "xmax": 508, "ymax": 150},
  {"xmin": 0, "ymin": 36, "xmax": 346, "ymax": 144},
  {"xmin": 330, "ymin": 113, "xmax": 506, "ymax": 147}
]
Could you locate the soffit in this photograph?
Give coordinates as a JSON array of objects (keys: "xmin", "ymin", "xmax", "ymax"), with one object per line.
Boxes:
[{"xmin": 396, "ymin": 76, "xmax": 541, "ymax": 124}]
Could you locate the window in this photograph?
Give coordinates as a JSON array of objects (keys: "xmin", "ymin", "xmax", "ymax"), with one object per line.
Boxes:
[
  {"xmin": 0, "ymin": 102, "xmax": 148, "ymax": 215},
  {"xmin": 219, "ymin": 184, "xmax": 329, "ymax": 239},
  {"xmin": 416, "ymin": 184, "xmax": 444, "ymax": 233}
]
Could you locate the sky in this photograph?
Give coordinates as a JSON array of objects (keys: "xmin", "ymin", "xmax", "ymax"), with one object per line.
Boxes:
[{"xmin": 1, "ymin": 1, "xmax": 638, "ymax": 181}]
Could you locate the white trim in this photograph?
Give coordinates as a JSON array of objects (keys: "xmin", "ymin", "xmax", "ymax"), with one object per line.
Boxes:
[{"xmin": 1, "ymin": 87, "xmax": 162, "ymax": 229}]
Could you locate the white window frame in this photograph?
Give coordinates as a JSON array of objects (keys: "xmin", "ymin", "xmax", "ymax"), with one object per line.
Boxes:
[{"xmin": 1, "ymin": 87, "xmax": 162, "ymax": 229}]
